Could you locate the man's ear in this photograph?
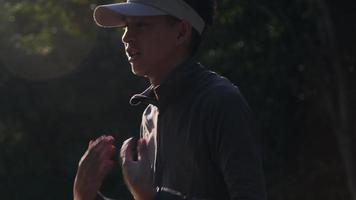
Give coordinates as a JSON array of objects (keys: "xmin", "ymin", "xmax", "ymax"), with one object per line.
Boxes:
[{"xmin": 176, "ymin": 20, "xmax": 193, "ymax": 45}]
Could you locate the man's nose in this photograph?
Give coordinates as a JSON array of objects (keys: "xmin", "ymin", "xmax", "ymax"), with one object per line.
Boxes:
[{"xmin": 122, "ymin": 27, "xmax": 134, "ymax": 44}]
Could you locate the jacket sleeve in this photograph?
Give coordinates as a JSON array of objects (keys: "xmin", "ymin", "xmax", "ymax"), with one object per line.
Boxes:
[{"xmin": 207, "ymin": 87, "xmax": 267, "ymax": 200}]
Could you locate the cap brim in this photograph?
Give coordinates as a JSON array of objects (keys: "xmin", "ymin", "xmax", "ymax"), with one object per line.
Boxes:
[{"xmin": 94, "ymin": 2, "xmax": 168, "ymax": 28}]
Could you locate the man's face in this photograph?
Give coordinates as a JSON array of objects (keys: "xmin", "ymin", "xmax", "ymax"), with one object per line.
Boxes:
[{"xmin": 121, "ymin": 16, "xmax": 180, "ymax": 78}]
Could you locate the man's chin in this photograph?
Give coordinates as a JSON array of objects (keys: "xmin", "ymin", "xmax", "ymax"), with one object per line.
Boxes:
[{"xmin": 131, "ymin": 66, "xmax": 146, "ymax": 77}]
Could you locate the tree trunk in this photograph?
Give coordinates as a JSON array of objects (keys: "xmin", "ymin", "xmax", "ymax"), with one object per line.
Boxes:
[{"xmin": 312, "ymin": 0, "xmax": 356, "ymax": 199}]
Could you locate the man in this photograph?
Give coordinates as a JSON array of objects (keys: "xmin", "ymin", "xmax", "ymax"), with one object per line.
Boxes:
[{"xmin": 73, "ymin": 0, "xmax": 266, "ymax": 199}]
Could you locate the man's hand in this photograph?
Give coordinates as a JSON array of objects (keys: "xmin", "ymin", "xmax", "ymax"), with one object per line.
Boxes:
[
  {"xmin": 73, "ymin": 135, "xmax": 117, "ymax": 200},
  {"xmin": 120, "ymin": 137, "xmax": 156, "ymax": 200}
]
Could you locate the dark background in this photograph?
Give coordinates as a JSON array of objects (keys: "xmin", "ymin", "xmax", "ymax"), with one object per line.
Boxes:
[{"xmin": 0, "ymin": 0, "xmax": 355, "ymax": 199}]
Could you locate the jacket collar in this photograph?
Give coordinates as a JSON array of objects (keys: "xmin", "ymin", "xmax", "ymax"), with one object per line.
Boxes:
[{"xmin": 130, "ymin": 58, "xmax": 202, "ymax": 109}]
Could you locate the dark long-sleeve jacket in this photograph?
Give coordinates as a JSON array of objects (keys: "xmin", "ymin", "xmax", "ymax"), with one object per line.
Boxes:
[{"xmin": 130, "ymin": 59, "xmax": 266, "ymax": 200}]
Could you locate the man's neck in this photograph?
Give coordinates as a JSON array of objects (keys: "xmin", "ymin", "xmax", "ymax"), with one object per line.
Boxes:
[{"xmin": 148, "ymin": 53, "xmax": 191, "ymax": 87}]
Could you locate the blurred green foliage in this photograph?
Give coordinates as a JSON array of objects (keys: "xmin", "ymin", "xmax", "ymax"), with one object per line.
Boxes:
[{"xmin": 0, "ymin": 0, "xmax": 355, "ymax": 199}]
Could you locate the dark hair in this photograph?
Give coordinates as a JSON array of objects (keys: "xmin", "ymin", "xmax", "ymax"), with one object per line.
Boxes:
[
  {"xmin": 183, "ymin": 0, "xmax": 217, "ymax": 54},
  {"xmin": 165, "ymin": 1, "xmax": 216, "ymax": 55},
  {"xmin": 183, "ymin": 0, "xmax": 216, "ymax": 26}
]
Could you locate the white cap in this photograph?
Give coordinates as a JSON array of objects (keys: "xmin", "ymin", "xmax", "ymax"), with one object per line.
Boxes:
[{"xmin": 93, "ymin": 0, "xmax": 205, "ymax": 34}]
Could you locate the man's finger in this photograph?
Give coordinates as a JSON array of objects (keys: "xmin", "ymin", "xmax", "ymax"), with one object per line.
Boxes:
[
  {"xmin": 122, "ymin": 137, "xmax": 134, "ymax": 148},
  {"xmin": 120, "ymin": 137, "xmax": 133, "ymax": 157},
  {"xmin": 120, "ymin": 137, "xmax": 136, "ymax": 163},
  {"xmin": 89, "ymin": 140, "xmax": 94, "ymax": 148},
  {"xmin": 90, "ymin": 135, "xmax": 115, "ymax": 153},
  {"xmin": 125, "ymin": 138, "xmax": 136, "ymax": 161},
  {"xmin": 99, "ymin": 144, "xmax": 117, "ymax": 161},
  {"xmin": 137, "ymin": 138, "xmax": 149, "ymax": 162}
]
